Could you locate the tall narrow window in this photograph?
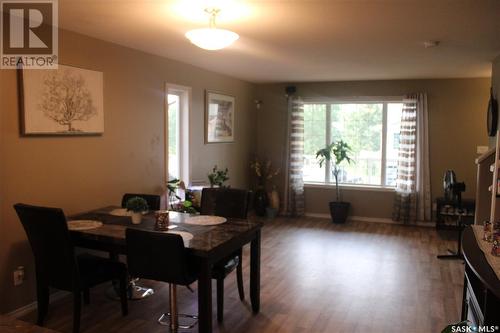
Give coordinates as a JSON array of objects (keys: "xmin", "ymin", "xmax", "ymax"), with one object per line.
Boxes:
[
  {"xmin": 166, "ymin": 84, "xmax": 190, "ymax": 184},
  {"xmin": 167, "ymin": 93, "xmax": 180, "ymax": 180}
]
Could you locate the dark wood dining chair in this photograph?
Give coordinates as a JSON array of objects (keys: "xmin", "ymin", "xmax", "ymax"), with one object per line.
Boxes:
[
  {"xmin": 200, "ymin": 187, "xmax": 252, "ymax": 323},
  {"xmin": 121, "ymin": 193, "xmax": 161, "ymax": 211},
  {"xmin": 13, "ymin": 203, "xmax": 128, "ymax": 333},
  {"xmin": 126, "ymin": 228, "xmax": 198, "ymax": 331}
]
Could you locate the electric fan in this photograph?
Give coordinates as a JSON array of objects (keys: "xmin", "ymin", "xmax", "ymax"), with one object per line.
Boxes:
[{"xmin": 438, "ymin": 170, "xmax": 467, "ymax": 260}]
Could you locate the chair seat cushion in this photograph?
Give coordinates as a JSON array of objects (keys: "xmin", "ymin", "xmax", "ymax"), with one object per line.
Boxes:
[
  {"xmin": 78, "ymin": 253, "xmax": 127, "ymax": 288},
  {"xmin": 212, "ymin": 255, "xmax": 239, "ymax": 279}
]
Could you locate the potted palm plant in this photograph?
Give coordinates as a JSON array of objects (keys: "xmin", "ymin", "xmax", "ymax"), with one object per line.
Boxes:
[
  {"xmin": 316, "ymin": 140, "xmax": 353, "ymax": 224},
  {"xmin": 125, "ymin": 196, "xmax": 149, "ymax": 224}
]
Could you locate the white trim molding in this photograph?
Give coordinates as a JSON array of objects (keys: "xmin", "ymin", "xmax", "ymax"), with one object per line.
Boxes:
[
  {"xmin": 304, "ymin": 212, "xmax": 434, "ymax": 227},
  {"xmin": 304, "ymin": 182, "xmax": 395, "ymax": 192},
  {"xmin": 6, "ymin": 290, "xmax": 69, "ymax": 318},
  {"xmin": 302, "ymin": 96, "xmax": 405, "ymax": 104}
]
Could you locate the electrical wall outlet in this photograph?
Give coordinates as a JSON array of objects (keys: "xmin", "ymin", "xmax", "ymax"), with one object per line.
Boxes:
[{"xmin": 13, "ymin": 266, "xmax": 25, "ymax": 286}]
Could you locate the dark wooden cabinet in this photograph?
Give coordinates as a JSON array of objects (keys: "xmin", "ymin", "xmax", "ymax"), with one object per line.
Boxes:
[
  {"xmin": 435, "ymin": 197, "xmax": 475, "ymax": 230},
  {"xmin": 461, "ymin": 228, "xmax": 500, "ymax": 326}
]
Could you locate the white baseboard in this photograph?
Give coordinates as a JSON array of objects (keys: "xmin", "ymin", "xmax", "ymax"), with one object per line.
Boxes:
[
  {"xmin": 6, "ymin": 290, "xmax": 69, "ymax": 319},
  {"xmin": 304, "ymin": 212, "xmax": 434, "ymax": 227}
]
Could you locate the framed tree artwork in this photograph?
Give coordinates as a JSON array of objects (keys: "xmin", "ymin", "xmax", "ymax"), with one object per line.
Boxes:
[
  {"xmin": 18, "ymin": 64, "xmax": 104, "ymax": 135},
  {"xmin": 205, "ymin": 90, "xmax": 235, "ymax": 143}
]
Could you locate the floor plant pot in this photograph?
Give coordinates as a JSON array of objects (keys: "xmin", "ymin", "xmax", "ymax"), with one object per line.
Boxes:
[
  {"xmin": 131, "ymin": 212, "xmax": 142, "ymax": 224},
  {"xmin": 269, "ymin": 187, "xmax": 280, "ymax": 211},
  {"xmin": 329, "ymin": 201, "xmax": 350, "ymax": 224},
  {"xmin": 266, "ymin": 207, "xmax": 278, "ymax": 219},
  {"xmin": 254, "ymin": 188, "xmax": 269, "ymax": 216}
]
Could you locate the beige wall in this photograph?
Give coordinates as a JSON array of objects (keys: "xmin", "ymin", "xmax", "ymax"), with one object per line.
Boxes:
[
  {"xmin": 492, "ymin": 55, "xmax": 500, "ymax": 147},
  {"xmin": 493, "ymin": 55, "xmax": 500, "ymax": 103},
  {"xmin": 0, "ymin": 29, "xmax": 257, "ymax": 313},
  {"xmin": 255, "ymin": 79, "xmax": 490, "ymax": 218}
]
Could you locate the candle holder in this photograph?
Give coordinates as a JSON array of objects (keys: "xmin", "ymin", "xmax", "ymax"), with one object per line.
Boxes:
[
  {"xmin": 484, "ymin": 221, "xmax": 493, "ymax": 242},
  {"xmin": 492, "ymin": 232, "xmax": 500, "ymax": 257},
  {"xmin": 155, "ymin": 210, "xmax": 170, "ymax": 231}
]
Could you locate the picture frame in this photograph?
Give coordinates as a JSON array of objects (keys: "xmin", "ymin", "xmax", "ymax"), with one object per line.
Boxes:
[
  {"xmin": 18, "ymin": 64, "xmax": 104, "ymax": 136},
  {"xmin": 205, "ymin": 90, "xmax": 235, "ymax": 143}
]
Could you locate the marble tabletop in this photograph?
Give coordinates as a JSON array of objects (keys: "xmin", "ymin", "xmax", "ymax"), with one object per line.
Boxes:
[{"xmin": 69, "ymin": 206, "xmax": 263, "ymax": 257}]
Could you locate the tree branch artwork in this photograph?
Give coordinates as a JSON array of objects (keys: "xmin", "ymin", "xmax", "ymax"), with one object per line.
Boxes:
[{"xmin": 39, "ymin": 70, "xmax": 97, "ymax": 132}]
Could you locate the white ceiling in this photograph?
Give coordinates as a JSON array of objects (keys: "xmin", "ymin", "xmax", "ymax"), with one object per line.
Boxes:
[{"xmin": 58, "ymin": 0, "xmax": 500, "ymax": 83}]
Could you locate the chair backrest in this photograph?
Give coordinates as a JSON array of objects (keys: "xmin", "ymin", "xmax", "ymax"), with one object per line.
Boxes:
[
  {"xmin": 200, "ymin": 188, "xmax": 218, "ymax": 215},
  {"xmin": 121, "ymin": 193, "xmax": 161, "ymax": 211},
  {"xmin": 200, "ymin": 188, "xmax": 251, "ymax": 219},
  {"xmin": 126, "ymin": 228, "xmax": 196, "ymax": 286},
  {"xmin": 13, "ymin": 203, "xmax": 77, "ymax": 290}
]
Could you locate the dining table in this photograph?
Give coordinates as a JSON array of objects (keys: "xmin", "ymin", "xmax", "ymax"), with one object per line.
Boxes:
[{"xmin": 69, "ymin": 206, "xmax": 263, "ymax": 333}]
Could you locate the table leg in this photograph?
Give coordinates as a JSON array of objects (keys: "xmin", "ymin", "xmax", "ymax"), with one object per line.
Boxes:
[
  {"xmin": 108, "ymin": 251, "xmax": 154, "ymax": 300},
  {"xmin": 198, "ymin": 258, "xmax": 212, "ymax": 333},
  {"xmin": 461, "ymin": 273, "xmax": 468, "ymax": 321},
  {"xmin": 250, "ymin": 230, "xmax": 261, "ymax": 314}
]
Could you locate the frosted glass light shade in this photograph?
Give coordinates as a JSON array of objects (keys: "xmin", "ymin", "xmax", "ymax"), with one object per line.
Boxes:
[{"xmin": 185, "ymin": 28, "xmax": 239, "ymax": 50}]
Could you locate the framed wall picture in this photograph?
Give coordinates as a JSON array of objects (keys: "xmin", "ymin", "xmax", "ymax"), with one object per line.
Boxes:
[
  {"xmin": 18, "ymin": 64, "xmax": 104, "ymax": 135},
  {"xmin": 205, "ymin": 90, "xmax": 235, "ymax": 143}
]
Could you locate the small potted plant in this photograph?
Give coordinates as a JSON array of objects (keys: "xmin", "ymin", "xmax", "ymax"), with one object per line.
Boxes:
[
  {"xmin": 316, "ymin": 140, "xmax": 353, "ymax": 224},
  {"xmin": 167, "ymin": 178, "xmax": 199, "ymax": 214},
  {"xmin": 167, "ymin": 178, "xmax": 183, "ymax": 210},
  {"xmin": 207, "ymin": 165, "xmax": 229, "ymax": 188},
  {"xmin": 125, "ymin": 196, "xmax": 149, "ymax": 224}
]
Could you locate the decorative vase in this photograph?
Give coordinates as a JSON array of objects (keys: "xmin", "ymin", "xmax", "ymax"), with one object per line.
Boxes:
[
  {"xmin": 131, "ymin": 212, "xmax": 142, "ymax": 224},
  {"xmin": 254, "ymin": 188, "xmax": 269, "ymax": 216},
  {"xmin": 266, "ymin": 207, "xmax": 278, "ymax": 219},
  {"xmin": 269, "ymin": 187, "xmax": 280, "ymax": 211},
  {"xmin": 329, "ymin": 201, "xmax": 350, "ymax": 224}
]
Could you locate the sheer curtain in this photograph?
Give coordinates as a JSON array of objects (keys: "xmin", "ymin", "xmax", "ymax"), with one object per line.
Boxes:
[
  {"xmin": 393, "ymin": 93, "xmax": 431, "ymax": 223},
  {"xmin": 283, "ymin": 95, "xmax": 305, "ymax": 217}
]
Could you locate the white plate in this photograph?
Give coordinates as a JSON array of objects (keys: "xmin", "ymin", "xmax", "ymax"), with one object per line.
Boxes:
[
  {"xmin": 167, "ymin": 231, "xmax": 194, "ymax": 247},
  {"xmin": 67, "ymin": 220, "xmax": 103, "ymax": 231},
  {"xmin": 184, "ymin": 215, "xmax": 227, "ymax": 226},
  {"xmin": 109, "ymin": 208, "xmax": 131, "ymax": 216},
  {"xmin": 109, "ymin": 208, "xmax": 147, "ymax": 216}
]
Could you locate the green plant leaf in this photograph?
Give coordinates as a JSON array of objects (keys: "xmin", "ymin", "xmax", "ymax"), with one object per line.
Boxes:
[{"xmin": 125, "ymin": 196, "xmax": 149, "ymax": 212}]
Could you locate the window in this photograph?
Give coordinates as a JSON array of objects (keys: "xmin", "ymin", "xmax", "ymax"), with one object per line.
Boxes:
[
  {"xmin": 166, "ymin": 84, "xmax": 190, "ymax": 184},
  {"xmin": 168, "ymin": 93, "xmax": 180, "ymax": 179},
  {"xmin": 303, "ymin": 100, "xmax": 403, "ymax": 187}
]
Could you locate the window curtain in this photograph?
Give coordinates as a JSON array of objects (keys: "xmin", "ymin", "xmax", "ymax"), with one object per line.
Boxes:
[
  {"xmin": 283, "ymin": 96, "xmax": 305, "ymax": 217},
  {"xmin": 392, "ymin": 93, "xmax": 431, "ymax": 223}
]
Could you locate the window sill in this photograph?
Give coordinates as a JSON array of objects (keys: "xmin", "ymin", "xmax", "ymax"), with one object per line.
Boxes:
[{"xmin": 304, "ymin": 182, "xmax": 395, "ymax": 192}]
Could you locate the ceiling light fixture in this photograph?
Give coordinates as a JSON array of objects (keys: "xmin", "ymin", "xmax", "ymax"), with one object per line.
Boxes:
[{"xmin": 185, "ymin": 8, "xmax": 239, "ymax": 51}]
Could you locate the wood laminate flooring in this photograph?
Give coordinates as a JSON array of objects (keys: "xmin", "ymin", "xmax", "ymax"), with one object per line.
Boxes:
[{"xmin": 20, "ymin": 217, "xmax": 464, "ymax": 333}]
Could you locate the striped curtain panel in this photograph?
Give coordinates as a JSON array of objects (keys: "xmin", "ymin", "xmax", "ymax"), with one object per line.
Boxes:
[
  {"xmin": 393, "ymin": 93, "xmax": 431, "ymax": 223},
  {"xmin": 283, "ymin": 96, "xmax": 305, "ymax": 217}
]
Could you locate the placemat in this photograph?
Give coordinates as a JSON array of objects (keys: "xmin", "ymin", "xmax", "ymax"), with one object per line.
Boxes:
[
  {"xmin": 108, "ymin": 208, "xmax": 131, "ymax": 216},
  {"xmin": 166, "ymin": 231, "xmax": 193, "ymax": 247},
  {"xmin": 67, "ymin": 220, "xmax": 103, "ymax": 231},
  {"xmin": 472, "ymin": 225, "xmax": 500, "ymax": 280},
  {"xmin": 184, "ymin": 215, "xmax": 227, "ymax": 226},
  {"xmin": 108, "ymin": 208, "xmax": 148, "ymax": 217}
]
